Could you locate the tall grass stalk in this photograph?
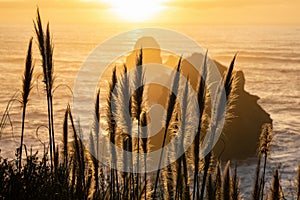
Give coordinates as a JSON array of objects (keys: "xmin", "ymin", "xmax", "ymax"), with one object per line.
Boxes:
[
  {"xmin": 223, "ymin": 161, "xmax": 231, "ymax": 200},
  {"xmin": 141, "ymin": 112, "xmax": 148, "ymax": 199},
  {"xmin": 253, "ymin": 155, "xmax": 262, "ymax": 200},
  {"xmin": 34, "ymin": 9, "xmax": 55, "ymax": 171},
  {"xmin": 200, "ymin": 55, "xmax": 237, "ymax": 200},
  {"xmin": 63, "ymin": 105, "xmax": 69, "ymax": 165},
  {"xmin": 107, "ymin": 67, "xmax": 118, "ymax": 199},
  {"xmin": 224, "ymin": 55, "xmax": 236, "ymax": 98},
  {"xmin": 120, "ymin": 65, "xmax": 134, "ymax": 199},
  {"xmin": 94, "ymin": 89, "xmax": 100, "ymax": 158},
  {"xmin": 153, "ymin": 57, "xmax": 182, "ymax": 198},
  {"xmin": 200, "ymin": 151, "xmax": 212, "ymax": 200},
  {"xmin": 297, "ymin": 165, "xmax": 300, "ymax": 200},
  {"xmin": 215, "ymin": 162, "xmax": 223, "ymax": 199},
  {"xmin": 45, "ymin": 23, "xmax": 56, "ymax": 168},
  {"xmin": 232, "ymin": 164, "xmax": 240, "ymax": 200},
  {"xmin": 175, "ymin": 154, "xmax": 183, "ymax": 200},
  {"xmin": 175, "ymin": 79, "xmax": 191, "ymax": 200},
  {"xmin": 19, "ymin": 37, "xmax": 34, "ymax": 171},
  {"xmin": 165, "ymin": 156, "xmax": 175, "ymax": 199},
  {"xmin": 193, "ymin": 52, "xmax": 207, "ymax": 200},
  {"xmin": 270, "ymin": 169, "xmax": 281, "ymax": 200},
  {"xmin": 179, "ymin": 79, "xmax": 191, "ymax": 199},
  {"xmin": 93, "ymin": 89, "xmax": 100, "ymax": 193},
  {"xmin": 259, "ymin": 123, "xmax": 273, "ymax": 200},
  {"xmin": 206, "ymin": 173, "xmax": 215, "ymax": 200},
  {"xmin": 68, "ymin": 107, "xmax": 88, "ymax": 199},
  {"xmin": 132, "ymin": 49, "xmax": 144, "ymax": 195}
]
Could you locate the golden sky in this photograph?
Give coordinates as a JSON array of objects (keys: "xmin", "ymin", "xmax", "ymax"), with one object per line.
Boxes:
[{"xmin": 1, "ymin": 0, "xmax": 300, "ymax": 24}]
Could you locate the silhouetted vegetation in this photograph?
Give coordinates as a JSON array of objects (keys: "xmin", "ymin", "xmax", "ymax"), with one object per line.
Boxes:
[{"xmin": 0, "ymin": 9, "xmax": 299, "ymax": 200}]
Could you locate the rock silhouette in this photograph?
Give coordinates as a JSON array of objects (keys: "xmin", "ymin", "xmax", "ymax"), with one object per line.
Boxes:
[{"xmin": 125, "ymin": 37, "xmax": 272, "ymax": 160}]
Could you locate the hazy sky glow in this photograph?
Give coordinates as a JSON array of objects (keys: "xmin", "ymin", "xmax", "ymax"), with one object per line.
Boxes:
[
  {"xmin": 100, "ymin": 0, "xmax": 168, "ymax": 22},
  {"xmin": 0, "ymin": 0, "xmax": 300, "ymax": 24}
]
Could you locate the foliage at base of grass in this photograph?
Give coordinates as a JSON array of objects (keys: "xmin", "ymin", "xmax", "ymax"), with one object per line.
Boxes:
[{"xmin": 0, "ymin": 147, "xmax": 299, "ymax": 200}]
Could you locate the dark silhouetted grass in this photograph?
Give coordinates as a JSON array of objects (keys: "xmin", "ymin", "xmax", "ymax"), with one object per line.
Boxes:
[
  {"xmin": 34, "ymin": 8, "xmax": 56, "ymax": 171},
  {"xmin": 270, "ymin": 169, "xmax": 281, "ymax": 200},
  {"xmin": 19, "ymin": 37, "xmax": 34, "ymax": 170},
  {"xmin": 297, "ymin": 165, "xmax": 300, "ymax": 200},
  {"xmin": 153, "ymin": 56, "xmax": 182, "ymax": 198},
  {"xmin": 193, "ymin": 51, "xmax": 207, "ymax": 200}
]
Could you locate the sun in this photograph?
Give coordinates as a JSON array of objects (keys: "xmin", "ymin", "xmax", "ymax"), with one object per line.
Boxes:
[{"xmin": 103, "ymin": 0, "xmax": 168, "ymax": 22}]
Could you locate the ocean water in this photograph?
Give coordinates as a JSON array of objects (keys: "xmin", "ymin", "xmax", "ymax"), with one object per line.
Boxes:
[{"xmin": 0, "ymin": 24, "xmax": 299, "ymax": 198}]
